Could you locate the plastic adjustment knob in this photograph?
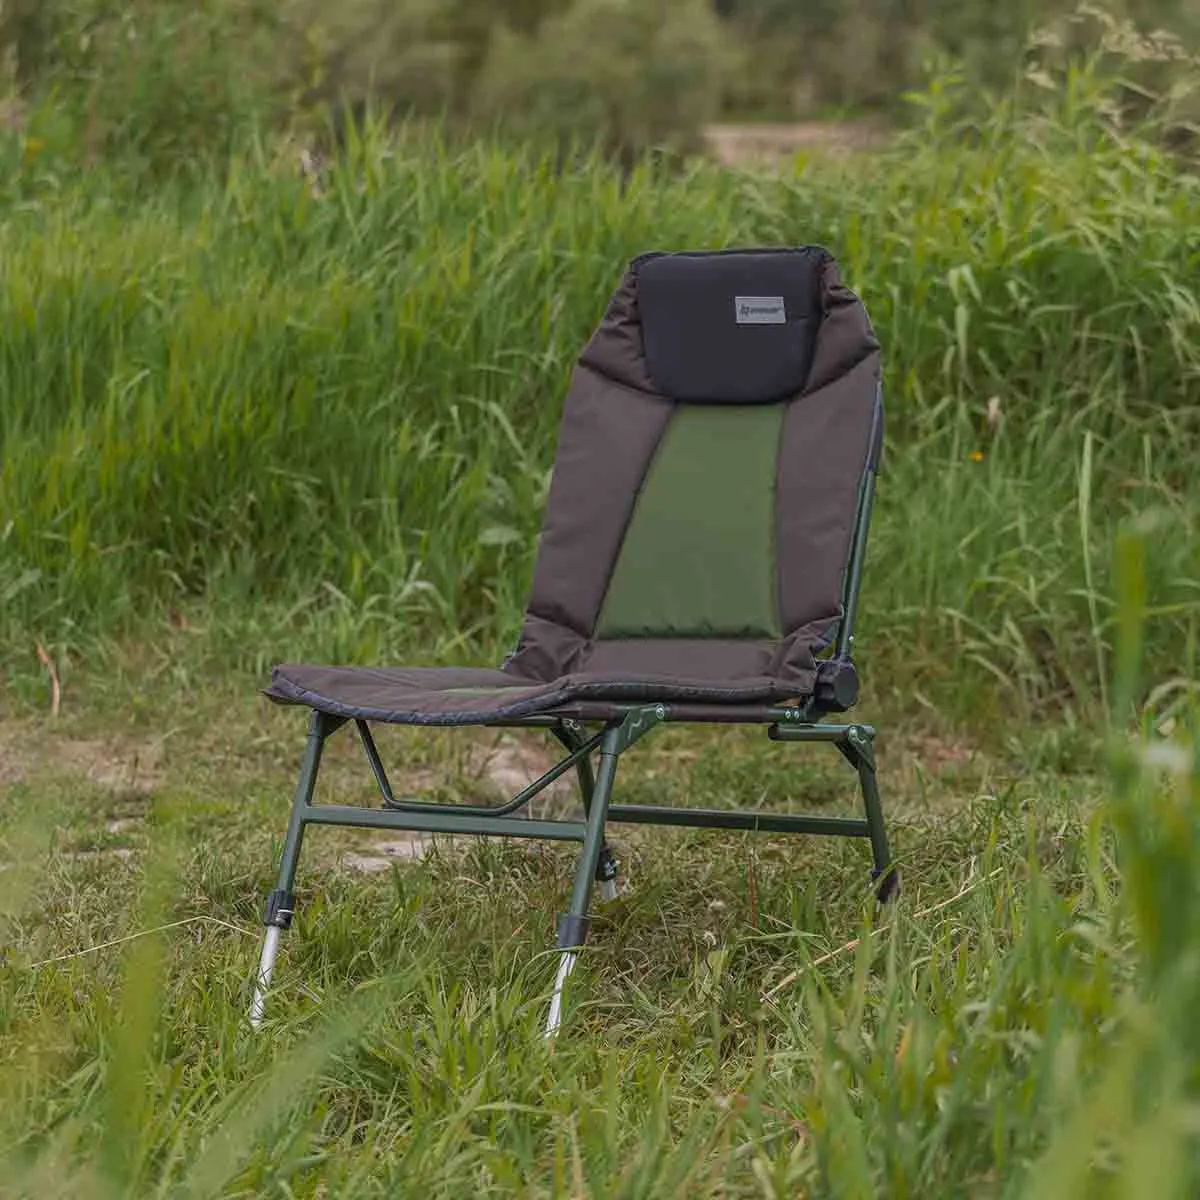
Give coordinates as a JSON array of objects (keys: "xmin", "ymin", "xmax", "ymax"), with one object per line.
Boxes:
[{"xmin": 815, "ymin": 659, "xmax": 860, "ymax": 712}]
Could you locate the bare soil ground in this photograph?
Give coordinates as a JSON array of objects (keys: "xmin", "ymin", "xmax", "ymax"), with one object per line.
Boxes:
[
  {"xmin": 703, "ymin": 120, "xmax": 889, "ymax": 167},
  {"xmin": 0, "ymin": 708, "xmax": 576, "ymax": 873}
]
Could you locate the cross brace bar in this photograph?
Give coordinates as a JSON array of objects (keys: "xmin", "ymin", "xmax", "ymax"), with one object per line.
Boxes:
[
  {"xmin": 300, "ymin": 803, "xmax": 588, "ymax": 842},
  {"xmin": 356, "ymin": 718, "xmax": 605, "ymax": 819},
  {"xmin": 605, "ymin": 805, "xmax": 869, "ymax": 837}
]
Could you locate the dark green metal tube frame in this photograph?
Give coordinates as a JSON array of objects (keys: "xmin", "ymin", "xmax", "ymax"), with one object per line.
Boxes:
[
  {"xmin": 255, "ymin": 709, "xmax": 894, "ymax": 925},
  {"xmin": 251, "ymin": 418, "xmax": 896, "ymax": 1026},
  {"xmin": 607, "ymin": 805, "xmax": 869, "ymax": 838},
  {"xmin": 835, "ymin": 394, "xmax": 881, "ymax": 660},
  {"xmin": 356, "ymin": 716, "xmax": 606, "ymax": 819}
]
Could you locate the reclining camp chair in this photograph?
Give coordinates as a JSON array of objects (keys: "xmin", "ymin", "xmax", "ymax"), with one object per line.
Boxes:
[{"xmin": 251, "ymin": 245, "xmax": 897, "ymax": 1036}]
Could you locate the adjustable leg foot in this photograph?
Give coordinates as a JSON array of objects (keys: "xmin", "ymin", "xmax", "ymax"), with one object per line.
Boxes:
[
  {"xmin": 544, "ymin": 951, "xmax": 578, "ymax": 1039},
  {"xmin": 250, "ymin": 926, "xmax": 282, "ymax": 1029},
  {"xmin": 248, "ymin": 887, "xmax": 295, "ymax": 1029},
  {"xmin": 542, "ymin": 905, "xmax": 596, "ymax": 1039},
  {"xmin": 873, "ymin": 865, "xmax": 901, "ymax": 905}
]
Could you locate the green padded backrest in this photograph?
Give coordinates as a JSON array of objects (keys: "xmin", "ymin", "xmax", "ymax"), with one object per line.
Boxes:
[
  {"xmin": 595, "ymin": 404, "xmax": 784, "ymax": 639},
  {"xmin": 503, "ymin": 246, "xmax": 882, "ymax": 690}
]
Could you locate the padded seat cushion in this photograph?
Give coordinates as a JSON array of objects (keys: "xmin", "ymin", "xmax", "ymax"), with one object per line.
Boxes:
[{"xmin": 266, "ymin": 663, "xmax": 795, "ymax": 726}]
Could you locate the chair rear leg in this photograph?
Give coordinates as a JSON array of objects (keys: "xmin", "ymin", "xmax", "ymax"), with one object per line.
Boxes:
[
  {"xmin": 846, "ymin": 726, "xmax": 900, "ymax": 904},
  {"xmin": 250, "ymin": 710, "xmax": 331, "ymax": 1029},
  {"xmin": 545, "ymin": 723, "xmax": 622, "ymax": 1037}
]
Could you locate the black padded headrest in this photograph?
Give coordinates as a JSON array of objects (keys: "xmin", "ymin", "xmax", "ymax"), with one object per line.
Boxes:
[{"xmin": 634, "ymin": 247, "xmax": 825, "ymax": 404}]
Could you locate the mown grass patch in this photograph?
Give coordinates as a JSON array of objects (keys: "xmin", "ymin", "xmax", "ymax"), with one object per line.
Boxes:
[{"xmin": 0, "ymin": 675, "xmax": 1123, "ymax": 1196}]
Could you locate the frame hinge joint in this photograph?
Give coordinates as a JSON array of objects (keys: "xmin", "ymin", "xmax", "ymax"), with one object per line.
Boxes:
[
  {"xmin": 843, "ymin": 724, "xmax": 876, "ymax": 771},
  {"xmin": 609, "ymin": 704, "xmax": 668, "ymax": 755},
  {"xmin": 310, "ymin": 711, "xmax": 348, "ymax": 741}
]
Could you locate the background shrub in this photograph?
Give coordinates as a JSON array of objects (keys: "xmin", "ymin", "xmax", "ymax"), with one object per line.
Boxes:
[
  {"xmin": 2, "ymin": 0, "xmax": 1197, "ymax": 171},
  {"xmin": 473, "ymin": 0, "xmax": 730, "ymax": 162}
]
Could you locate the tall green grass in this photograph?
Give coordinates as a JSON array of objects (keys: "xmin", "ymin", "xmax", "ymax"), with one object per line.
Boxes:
[
  {"xmin": 1, "ymin": 67, "xmax": 1198, "ymax": 725},
  {"xmin": 1, "ymin": 522, "xmax": 1197, "ymax": 1195}
]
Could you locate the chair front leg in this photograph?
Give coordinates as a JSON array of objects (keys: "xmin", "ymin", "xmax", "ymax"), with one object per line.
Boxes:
[
  {"xmin": 545, "ymin": 721, "xmax": 623, "ymax": 1037},
  {"xmin": 555, "ymin": 718, "xmax": 619, "ymax": 901},
  {"xmin": 249, "ymin": 709, "xmax": 340, "ymax": 1029}
]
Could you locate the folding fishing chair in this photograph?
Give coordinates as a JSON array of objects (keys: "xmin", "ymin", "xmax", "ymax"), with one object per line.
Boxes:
[{"xmin": 251, "ymin": 246, "xmax": 897, "ymax": 1035}]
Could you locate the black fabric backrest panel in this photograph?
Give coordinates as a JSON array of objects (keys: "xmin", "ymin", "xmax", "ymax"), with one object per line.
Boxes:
[{"xmin": 635, "ymin": 247, "xmax": 824, "ymax": 404}]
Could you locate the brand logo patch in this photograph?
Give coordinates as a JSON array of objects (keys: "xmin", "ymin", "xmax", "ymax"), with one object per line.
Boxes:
[{"xmin": 734, "ymin": 295, "xmax": 786, "ymax": 325}]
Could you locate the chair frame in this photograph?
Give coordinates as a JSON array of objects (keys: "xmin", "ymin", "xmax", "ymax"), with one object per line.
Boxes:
[{"xmin": 249, "ymin": 421, "xmax": 895, "ymax": 1034}]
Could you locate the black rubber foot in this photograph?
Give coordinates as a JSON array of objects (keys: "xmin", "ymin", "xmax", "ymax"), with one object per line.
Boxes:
[{"xmin": 873, "ymin": 867, "xmax": 901, "ymax": 905}]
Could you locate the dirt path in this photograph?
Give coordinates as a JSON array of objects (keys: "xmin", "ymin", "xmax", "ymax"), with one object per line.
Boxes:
[
  {"xmin": 0, "ymin": 716, "xmax": 575, "ymax": 873},
  {"xmin": 703, "ymin": 120, "xmax": 889, "ymax": 167}
]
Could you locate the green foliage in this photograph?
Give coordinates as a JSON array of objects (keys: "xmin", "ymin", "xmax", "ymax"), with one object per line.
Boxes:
[
  {"xmin": 720, "ymin": 0, "xmax": 1200, "ymax": 113},
  {"xmin": 0, "ymin": 17, "xmax": 1198, "ymax": 1196},
  {"xmin": 0, "ymin": 0, "xmax": 283, "ymax": 174}
]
